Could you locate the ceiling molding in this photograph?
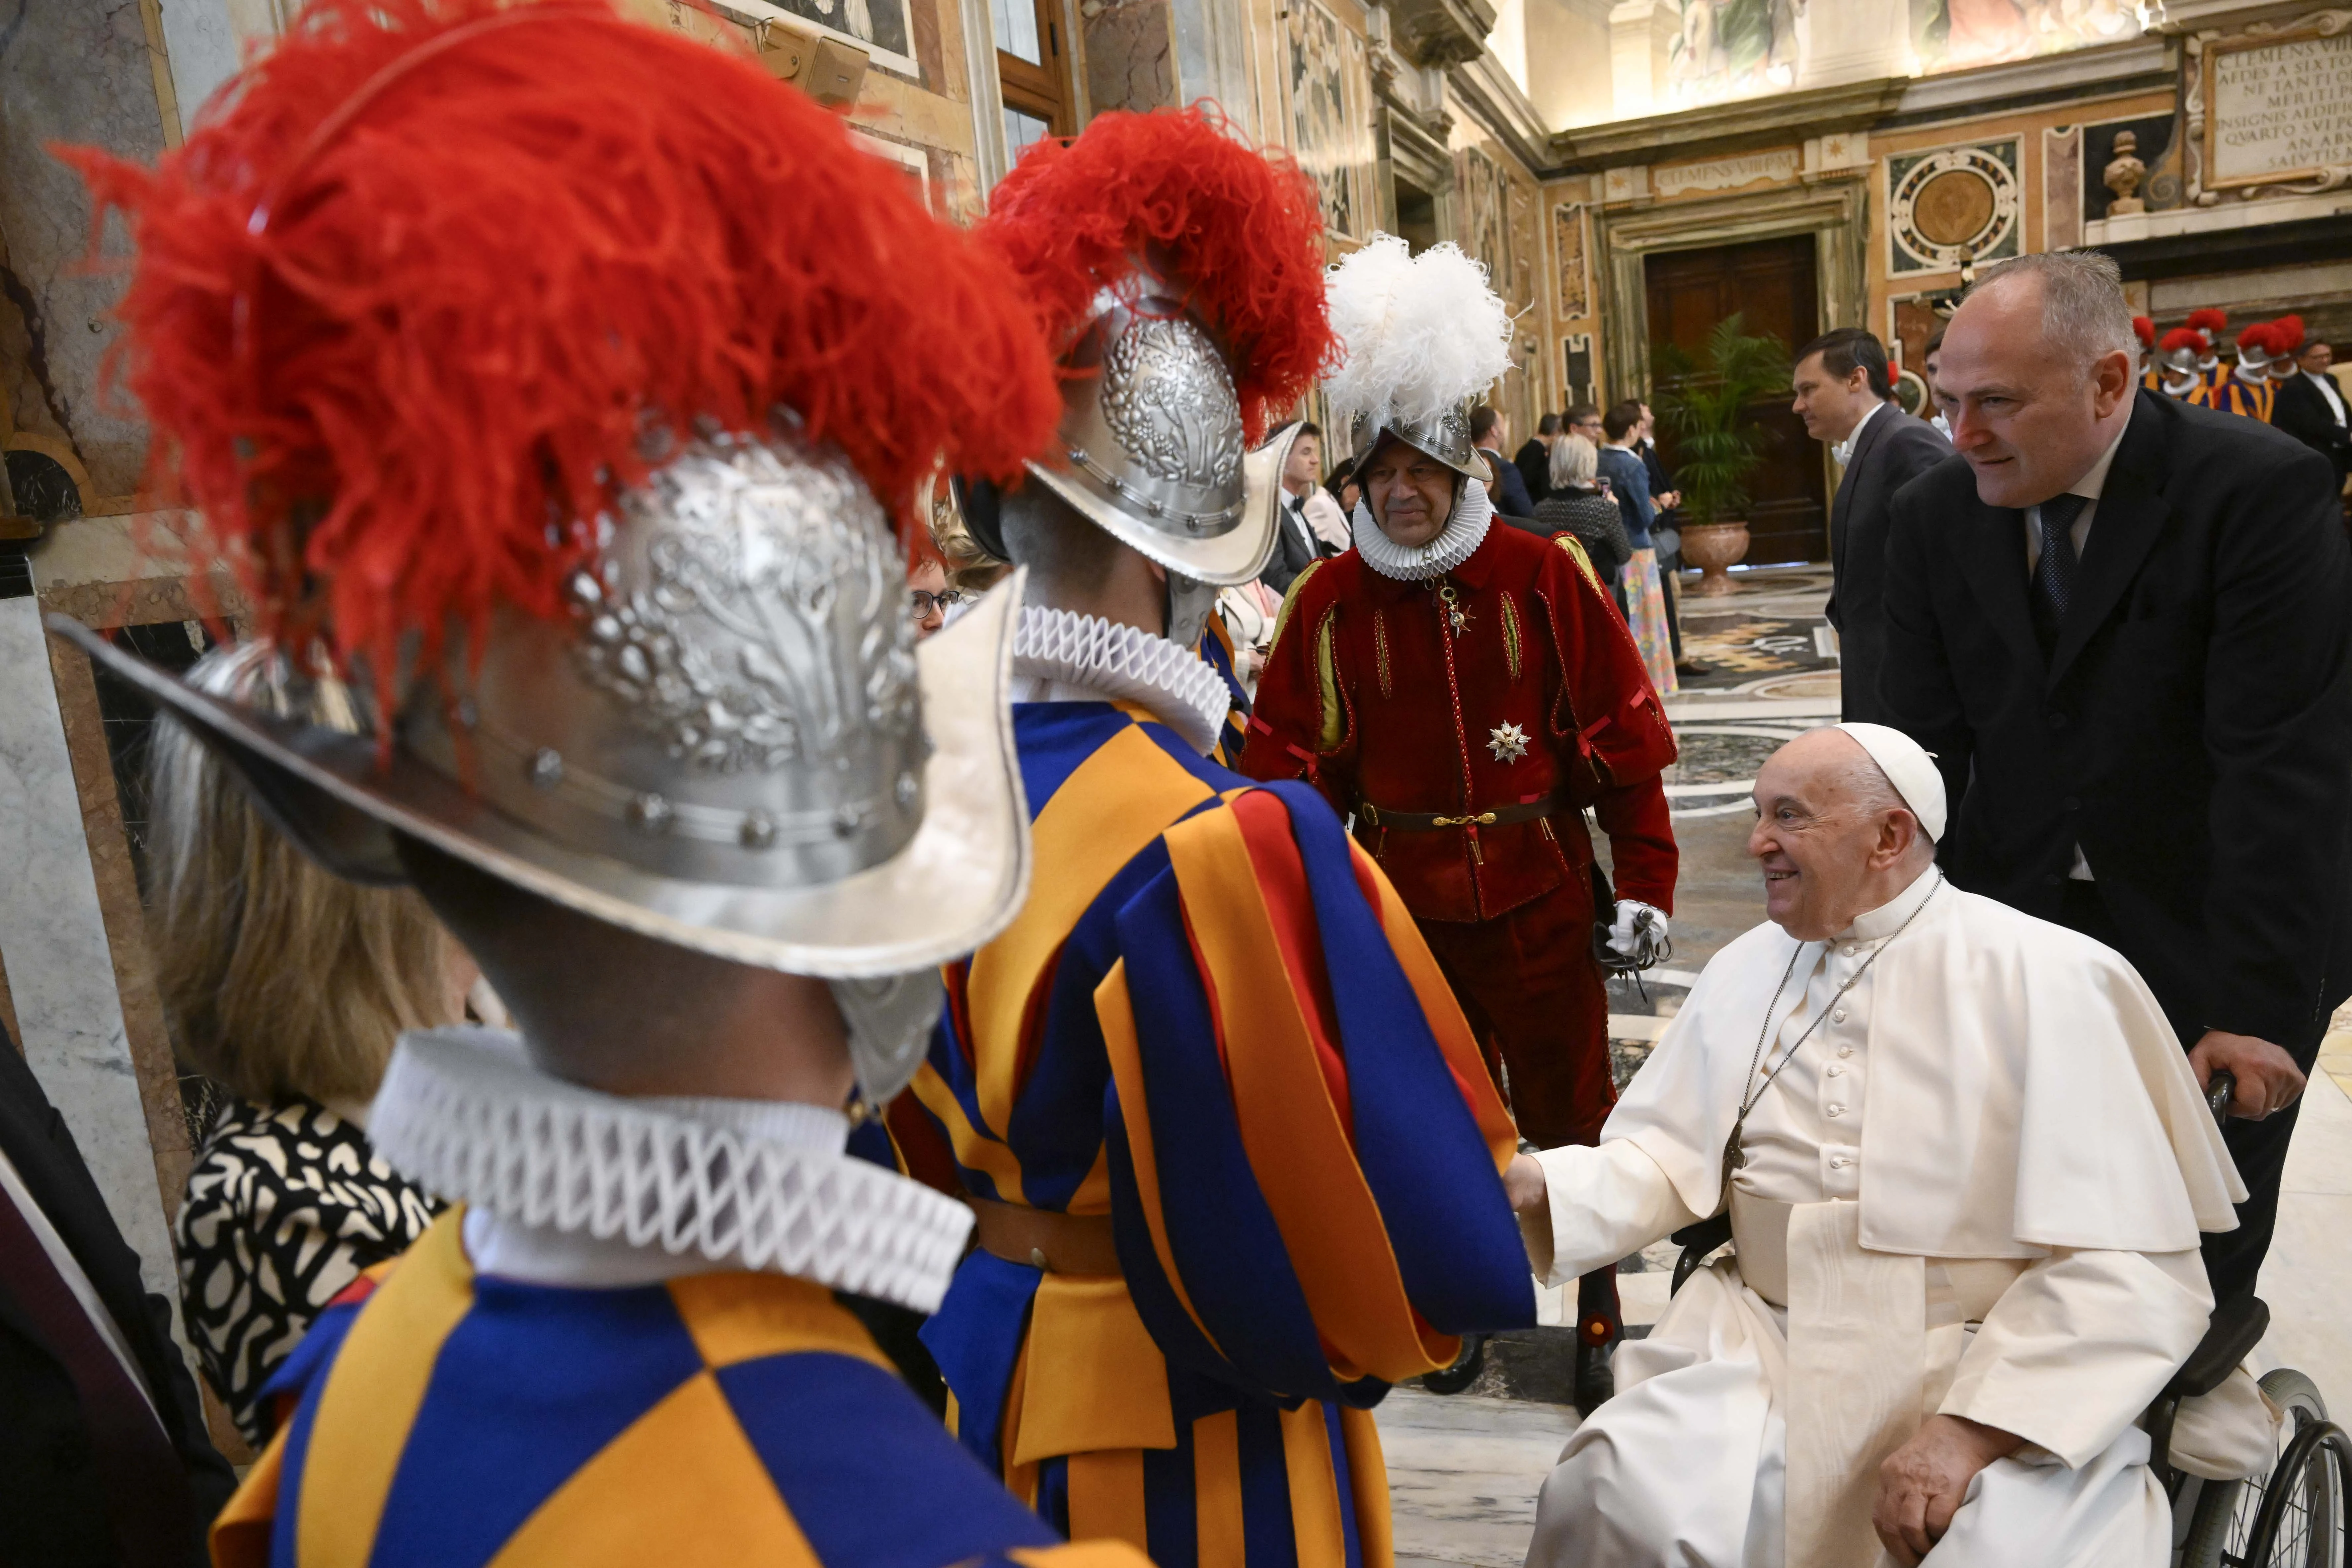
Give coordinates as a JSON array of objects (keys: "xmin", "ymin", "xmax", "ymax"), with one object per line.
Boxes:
[
  {"xmin": 1386, "ymin": 0, "xmax": 1499, "ymax": 69},
  {"xmin": 1446, "ymin": 54, "xmax": 1554, "ymax": 172},
  {"xmin": 1547, "ymin": 76, "xmax": 1907, "ymax": 173}
]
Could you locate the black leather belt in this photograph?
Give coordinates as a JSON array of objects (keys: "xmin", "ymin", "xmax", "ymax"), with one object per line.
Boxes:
[{"xmin": 1356, "ymin": 789, "xmax": 1568, "ymax": 832}]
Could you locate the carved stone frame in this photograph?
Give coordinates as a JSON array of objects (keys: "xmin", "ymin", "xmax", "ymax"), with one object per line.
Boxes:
[
  {"xmin": 2186, "ymin": 8, "xmax": 2352, "ymax": 203},
  {"xmin": 1590, "ymin": 176, "xmax": 1869, "ymax": 404}
]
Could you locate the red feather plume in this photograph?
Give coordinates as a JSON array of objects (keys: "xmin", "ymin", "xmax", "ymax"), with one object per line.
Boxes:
[
  {"xmin": 60, "ymin": 0, "xmax": 1060, "ymax": 690},
  {"xmin": 2238, "ymin": 322, "xmax": 2275, "ymax": 352},
  {"xmin": 2160, "ymin": 328, "xmax": 2209, "ymax": 355},
  {"xmin": 2132, "ymin": 315, "xmax": 2155, "ymax": 347},
  {"xmin": 2273, "ymin": 314, "xmax": 2308, "ymax": 352},
  {"xmin": 979, "ymin": 105, "xmax": 1337, "ymax": 442},
  {"xmin": 2186, "ymin": 307, "xmax": 2229, "ymax": 336}
]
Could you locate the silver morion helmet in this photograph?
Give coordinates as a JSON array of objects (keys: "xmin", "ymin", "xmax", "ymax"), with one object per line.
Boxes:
[
  {"xmin": 1022, "ymin": 270, "xmax": 1302, "ymax": 587},
  {"xmin": 1345, "ymin": 401, "xmax": 1481, "ymax": 482},
  {"xmin": 52, "ymin": 435, "xmax": 1030, "ymax": 1102}
]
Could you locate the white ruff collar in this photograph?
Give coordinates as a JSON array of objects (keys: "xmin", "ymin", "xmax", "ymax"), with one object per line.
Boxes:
[
  {"xmin": 368, "ymin": 1027, "xmax": 973, "ymax": 1311},
  {"xmin": 1011, "ymin": 605, "xmax": 1230, "ymax": 756},
  {"xmin": 1352, "ymin": 477, "xmax": 1494, "ymax": 581}
]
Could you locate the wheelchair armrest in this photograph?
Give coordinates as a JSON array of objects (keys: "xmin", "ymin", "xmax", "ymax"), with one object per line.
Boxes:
[
  {"xmin": 2163, "ymin": 1294, "xmax": 2269, "ymax": 1401},
  {"xmin": 1669, "ymin": 1213, "xmax": 1735, "ymax": 1297}
]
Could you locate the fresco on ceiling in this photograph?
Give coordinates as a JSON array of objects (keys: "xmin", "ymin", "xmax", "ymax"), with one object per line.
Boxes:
[{"xmin": 1663, "ymin": 0, "xmax": 2142, "ymax": 107}]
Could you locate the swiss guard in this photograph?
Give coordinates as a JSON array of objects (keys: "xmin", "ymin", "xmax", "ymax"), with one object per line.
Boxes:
[
  {"xmin": 895, "ymin": 108, "xmax": 1538, "ymax": 1568},
  {"xmin": 2187, "ymin": 306, "xmax": 2231, "ymax": 396},
  {"xmin": 1238, "ymin": 235, "xmax": 1679, "ymax": 1408},
  {"xmin": 2157, "ymin": 328, "xmax": 2213, "ymax": 404},
  {"xmin": 2133, "ymin": 315, "xmax": 2159, "ymax": 392},
  {"xmin": 2219, "ymin": 322, "xmax": 2281, "ymax": 420},
  {"xmin": 62, "ymin": 4, "xmax": 1155, "ymax": 1567}
]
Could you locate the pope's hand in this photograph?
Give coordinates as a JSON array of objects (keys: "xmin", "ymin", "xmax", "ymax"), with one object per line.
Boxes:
[
  {"xmin": 2190, "ymin": 1029, "xmax": 2307, "ymax": 1119},
  {"xmin": 1872, "ymin": 1415, "xmax": 2022, "ymax": 1566},
  {"xmin": 1504, "ymin": 1153, "xmax": 1550, "ymax": 1218}
]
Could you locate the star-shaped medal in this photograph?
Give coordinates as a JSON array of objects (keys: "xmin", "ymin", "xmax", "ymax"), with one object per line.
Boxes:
[{"xmin": 1488, "ymin": 721, "xmax": 1530, "ymax": 763}]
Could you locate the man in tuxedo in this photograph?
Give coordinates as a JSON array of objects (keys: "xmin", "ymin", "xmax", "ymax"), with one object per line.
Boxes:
[
  {"xmin": 1262, "ymin": 419, "xmax": 1340, "ymax": 596},
  {"xmin": 1515, "ymin": 411, "xmax": 1560, "ymax": 507},
  {"xmin": 1472, "ymin": 404, "xmax": 1537, "ymax": 517},
  {"xmin": 1, "ymin": 1028, "xmax": 234, "ymax": 1564},
  {"xmin": 2273, "ymin": 337, "xmax": 2352, "ymax": 487},
  {"xmin": 1794, "ymin": 326, "xmax": 1952, "ymax": 721},
  {"xmin": 1882, "ymin": 250, "xmax": 2352, "ymax": 1305}
]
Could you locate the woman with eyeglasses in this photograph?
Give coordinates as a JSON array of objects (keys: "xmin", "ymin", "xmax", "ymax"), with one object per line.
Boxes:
[{"xmin": 907, "ymin": 551, "xmax": 963, "ymax": 638}]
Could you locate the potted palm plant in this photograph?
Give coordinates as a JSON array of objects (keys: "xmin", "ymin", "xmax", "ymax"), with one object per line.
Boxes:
[{"xmin": 1650, "ymin": 314, "xmax": 1789, "ymax": 596}]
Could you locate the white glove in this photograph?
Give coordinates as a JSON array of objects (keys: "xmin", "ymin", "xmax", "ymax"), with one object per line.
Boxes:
[{"xmin": 1604, "ymin": 900, "xmax": 1670, "ymax": 968}]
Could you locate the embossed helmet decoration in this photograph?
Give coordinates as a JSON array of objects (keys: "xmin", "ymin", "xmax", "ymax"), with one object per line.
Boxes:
[
  {"xmin": 968, "ymin": 106, "xmax": 1338, "ymax": 587},
  {"xmin": 1323, "ymin": 233, "xmax": 1516, "ymax": 483},
  {"xmin": 54, "ymin": 0, "xmax": 1064, "ymax": 1101}
]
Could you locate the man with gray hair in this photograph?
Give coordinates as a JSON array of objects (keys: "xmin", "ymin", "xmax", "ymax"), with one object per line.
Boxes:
[
  {"xmin": 1510, "ymin": 723, "xmax": 2249, "ymax": 1567},
  {"xmin": 1881, "ymin": 249, "xmax": 2352, "ymax": 1308}
]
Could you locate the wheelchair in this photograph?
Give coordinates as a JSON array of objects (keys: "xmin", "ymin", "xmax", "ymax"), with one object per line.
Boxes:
[{"xmin": 1655, "ymin": 1071, "xmax": 2350, "ymax": 1568}]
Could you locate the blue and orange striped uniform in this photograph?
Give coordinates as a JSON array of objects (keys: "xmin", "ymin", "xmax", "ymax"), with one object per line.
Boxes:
[
  {"xmin": 889, "ymin": 696, "xmax": 1537, "ymax": 1568},
  {"xmin": 210, "ymin": 1213, "xmax": 1152, "ymax": 1568},
  {"xmin": 2216, "ymin": 374, "xmax": 2277, "ymax": 421},
  {"xmin": 1196, "ymin": 615, "xmax": 1253, "ymax": 763}
]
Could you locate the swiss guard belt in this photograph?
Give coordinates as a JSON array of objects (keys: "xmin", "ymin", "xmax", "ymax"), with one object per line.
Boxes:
[
  {"xmin": 1355, "ymin": 788, "xmax": 1570, "ymax": 833},
  {"xmin": 967, "ymin": 1196, "xmax": 1123, "ymax": 1276}
]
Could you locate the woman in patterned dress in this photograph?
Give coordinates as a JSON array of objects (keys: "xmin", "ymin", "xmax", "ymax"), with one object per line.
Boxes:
[{"xmin": 146, "ymin": 642, "xmax": 479, "ymax": 1445}]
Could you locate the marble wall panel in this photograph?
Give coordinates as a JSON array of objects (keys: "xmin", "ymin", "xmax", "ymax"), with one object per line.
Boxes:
[
  {"xmin": 0, "ymin": 0, "xmax": 172, "ymax": 502},
  {"xmin": 0, "ymin": 597, "xmax": 182, "ymax": 1317},
  {"xmin": 1085, "ymin": 0, "xmax": 1179, "ymax": 113}
]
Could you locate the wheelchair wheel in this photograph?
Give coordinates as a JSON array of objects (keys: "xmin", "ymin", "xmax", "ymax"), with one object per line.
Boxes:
[
  {"xmin": 1420, "ymin": 1333, "xmax": 1486, "ymax": 1395},
  {"xmin": 2181, "ymin": 1370, "xmax": 2345, "ymax": 1567}
]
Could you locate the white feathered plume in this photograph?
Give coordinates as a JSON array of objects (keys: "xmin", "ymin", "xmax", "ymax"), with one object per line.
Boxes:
[{"xmin": 1323, "ymin": 233, "xmax": 1515, "ymax": 442}]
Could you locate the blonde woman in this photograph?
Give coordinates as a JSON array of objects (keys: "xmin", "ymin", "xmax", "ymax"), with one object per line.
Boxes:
[{"xmin": 151, "ymin": 642, "xmax": 477, "ymax": 1444}]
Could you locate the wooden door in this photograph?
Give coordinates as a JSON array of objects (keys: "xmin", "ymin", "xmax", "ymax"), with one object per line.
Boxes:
[{"xmin": 1643, "ymin": 235, "xmax": 1827, "ymax": 566}]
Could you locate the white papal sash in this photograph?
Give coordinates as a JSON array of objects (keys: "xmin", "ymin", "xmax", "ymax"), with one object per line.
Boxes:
[{"xmin": 1784, "ymin": 1200, "xmax": 1926, "ymax": 1568}]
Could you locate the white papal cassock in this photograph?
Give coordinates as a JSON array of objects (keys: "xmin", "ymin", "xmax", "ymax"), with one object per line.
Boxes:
[{"xmin": 1521, "ymin": 865, "xmax": 2250, "ymax": 1568}]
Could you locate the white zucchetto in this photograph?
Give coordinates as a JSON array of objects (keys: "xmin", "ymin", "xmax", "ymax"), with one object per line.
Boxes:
[{"xmin": 1833, "ymin": 722, "xmax": 1946, "ymax": 841}]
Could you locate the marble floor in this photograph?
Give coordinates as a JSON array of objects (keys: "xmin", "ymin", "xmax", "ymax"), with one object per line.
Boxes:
[{"xmin": 1380, "ymin": 564, "xmax": 2352, "ymax": 1568}]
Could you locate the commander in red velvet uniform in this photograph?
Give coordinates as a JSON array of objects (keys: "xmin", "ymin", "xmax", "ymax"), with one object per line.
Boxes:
[{"xmin": 1239, "ymin": 236, "xmax": 1679, "ymax": 1401}]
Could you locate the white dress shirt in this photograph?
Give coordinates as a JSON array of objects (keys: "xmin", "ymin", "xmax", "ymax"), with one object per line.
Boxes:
[
  {"xmin": 2021, "ymin": 408, "xmax": 2131, "ymax": 878},
  {"xmin": 2023, "ymin": 403, "xmax": 2131, "ymax": 575},
  {"xmin": 2308, "ymin": 368, "xmax": 2348, "ymax": 428},
  {"xmin": 1829, "ymin": 397, "xmax": 1887, "ymax": 468}
]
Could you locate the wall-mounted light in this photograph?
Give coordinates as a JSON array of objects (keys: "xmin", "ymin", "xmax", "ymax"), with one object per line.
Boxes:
[{"xmin": 755, "ymin": 17, "xmax": 870, "ymax": 106}]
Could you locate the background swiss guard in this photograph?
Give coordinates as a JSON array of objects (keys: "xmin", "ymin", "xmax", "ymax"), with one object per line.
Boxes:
[
  {"xmin": 62, "ymin": 4, "xmax": 1157, "ymax": 1566},
  {"xmin": 1239, "ymin": 235, "xmax": 1679, "ymax": 1407},
  {"xmin": 894, "ymin": 108, "xmax": 1538, "ymax": 1568}
]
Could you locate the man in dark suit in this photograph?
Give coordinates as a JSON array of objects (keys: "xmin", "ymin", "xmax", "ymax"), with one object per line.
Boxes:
[
  {"xmin": 1882, "ymin": 251, "xmax": 2352, "ymax": 1305},
  {"xmin": 2272, "ymin": 337, "xmax": 2352, "ymax": 488},
  {"xmin": 1471, "ymin": 404, "xmax": 1537, "ymax": 517},
  {"xmin": 1515, "ymin": 412, "xmax": 1559, "ymax": 507},
  {"xmin": 0, "ymin": 1028, "xmax": 234, "ymax": 1565},
  {"xmin": 1261, "ymin": 420, "xmax": 1336, "ymax": 597},
  {"xmin": 1794, "ymin": 327, "xmax": 1952, "ymax": 721}
]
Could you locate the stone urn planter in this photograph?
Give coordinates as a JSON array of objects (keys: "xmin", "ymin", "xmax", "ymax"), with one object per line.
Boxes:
[{"xmin": 1680, "ymin": 520, "xmax": 1751, "ymax": 596}]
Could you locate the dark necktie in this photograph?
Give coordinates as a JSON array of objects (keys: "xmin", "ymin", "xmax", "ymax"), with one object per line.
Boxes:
[
  {"xmin": 0, "ymin": 1177, "xmax": 190, "ymax": 1567},
  {"xmin": 2031, "ymin": 492, "xmax": 2089, "ymax": 652}
]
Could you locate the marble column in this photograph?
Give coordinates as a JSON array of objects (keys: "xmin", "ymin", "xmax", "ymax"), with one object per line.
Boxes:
[{"xmin": 0, "ymin": 597, "xmax": 182, "ymax": 1320}]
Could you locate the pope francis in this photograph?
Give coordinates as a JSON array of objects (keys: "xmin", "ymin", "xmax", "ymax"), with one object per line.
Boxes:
[{"xmin": 1507, "ymin": 723, "xmax": 2246, "ymax": 1568}]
